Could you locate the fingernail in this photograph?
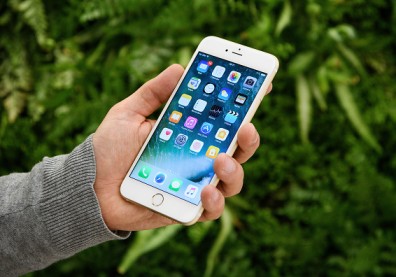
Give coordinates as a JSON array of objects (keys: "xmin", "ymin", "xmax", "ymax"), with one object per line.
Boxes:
[
  {"xmin": 252, "ymin": 130, "xmax": 260, "ymax": 145},
  {"xmin": 211, "ymin": 188, "xmax": 221, "ymax": 203},
  {"xmin": 223, "ymin": 157, "xmax": 236, "ymax": 174}
]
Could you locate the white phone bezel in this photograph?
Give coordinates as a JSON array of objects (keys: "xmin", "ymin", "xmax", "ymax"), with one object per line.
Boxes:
[{"xmin": 120, "ymin": 36, "xmax": 279, "ymax": 225}]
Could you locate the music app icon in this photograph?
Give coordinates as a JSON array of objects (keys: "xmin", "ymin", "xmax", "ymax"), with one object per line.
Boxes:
[
  {"xmin": 184, "ymin": 185, "xmax": 199, "ymax": 199},
  {"xmin": 184, "ymin": 116, "xmax": 198, "ymax": 129}
]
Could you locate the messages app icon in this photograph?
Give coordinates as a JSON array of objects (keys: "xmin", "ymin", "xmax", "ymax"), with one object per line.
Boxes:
[{"xmin": 169, "ymin": 178, "xmax": 183, "ymax": 191}]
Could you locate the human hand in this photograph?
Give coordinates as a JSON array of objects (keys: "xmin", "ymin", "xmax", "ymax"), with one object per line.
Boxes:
[{"xmin": 93, "ymin": 64, "xmax": 271, "ymax": 231}]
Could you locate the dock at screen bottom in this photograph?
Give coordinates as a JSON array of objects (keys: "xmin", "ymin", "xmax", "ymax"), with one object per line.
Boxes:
[{"xmin": 129, "ymin": 161, "xmax": 204, "ymax": 205}]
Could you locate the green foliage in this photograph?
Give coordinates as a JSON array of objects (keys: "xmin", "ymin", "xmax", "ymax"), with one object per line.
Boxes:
[
  {"xmin": 118, "ymin": 225, "xmax": 182, "ymax": 274},
  {"xmin": 1, "ymin": 0, "xmax": 395, "ymax": 276}
]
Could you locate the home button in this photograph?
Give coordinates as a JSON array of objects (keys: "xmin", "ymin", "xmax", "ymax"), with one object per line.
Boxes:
[{"xmin": 152, "ymin": 193, "xmax": 164, "ymax": 206}]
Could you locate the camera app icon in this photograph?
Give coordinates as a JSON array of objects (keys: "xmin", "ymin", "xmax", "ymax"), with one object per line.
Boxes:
[{"xmin": 243, "ymin": 76, "xmax": 257, "ymax": 88}]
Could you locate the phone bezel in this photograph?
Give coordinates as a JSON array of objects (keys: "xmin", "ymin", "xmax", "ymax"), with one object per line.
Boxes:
[{"xmin": 120, "ymin": 36, "xmax": 279, "ymax": 225}]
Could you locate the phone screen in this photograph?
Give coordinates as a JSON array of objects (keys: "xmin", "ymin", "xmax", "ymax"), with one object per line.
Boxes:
[{"xmin": 130, "ymin": 52, "xmax": 267, "ymax": 205}]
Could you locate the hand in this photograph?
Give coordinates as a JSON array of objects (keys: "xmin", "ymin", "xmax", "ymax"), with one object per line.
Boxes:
[{"xmin": 93, "ymin": 64, "xmax": 270, "ymax": 231}]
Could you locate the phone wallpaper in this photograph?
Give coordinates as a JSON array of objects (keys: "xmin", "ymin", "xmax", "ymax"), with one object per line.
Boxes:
[{"xmin": 130, "ymin": 52, "xmax": 267, "ymax": 205}]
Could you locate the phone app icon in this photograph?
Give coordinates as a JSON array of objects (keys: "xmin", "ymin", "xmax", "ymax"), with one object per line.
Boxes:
[
  {"xmin": 234, "ymin": 94, "xmax": 247, "ymax": 105},
  {"xmin": 178, "ymin": 94, "xmax": 192, "ymax": 106},
  {"xmin": 225, "ymin": 110, "xmax": 239, "ymax": 123},
  {"xmin": 169, "ymin": 111, "xmax": 182, "ymax": 123},
  {"xmin": 212, "ymin": 65, "xmax": 226, "ymax": 78},
  {"xmin": 138, "ymin": 166, "xmax": 152, "ymax": 179},
  {"xmin": 227, "ymin": 71, "xmax": 241, "ymax": 83},
  {"xmin": 200, "ymin": 122, "xmax": 213, "ymax": 135},
  {"xmin": 154, "ymin": 172, "xmax": 166, "ymax": 184},
  {"xmin": 159, "ymin": 128, "xmax": 173, "ymax": 141},
  {"xmin": 209, "ymin": 105, "xmax": 223, "ymax": 118},
  {"xmin": 193, "ymin": 99, "xmax": 207, "ymax": 112},
  {"xmin": 184, "ymin": 185, "xmax": 199, "ymax": 199},
  {"xmin": 184, "ymin": 116, "xmax": 198, "ymax": 129},
  {"xmin": 206, "ymin": 146, "xmax": 220, "ymax": 159},
  {"xmin": 175, "ymin": 134, "xmax": 188, "ymax": 146},
  {"xmin": 169, "ymin": 178, "xmax": 183, "ymax": 191},
  {"xmin": 243, "ymin": 76, "xmax": 257, "ymax": 88},
  {"xmin": 204, "ymin": 83, "xmax": 215, "ymax": 94},
  {"xmin": 218, "ymin": 88, "xmax": 232, "ymax": 101},
  {"xmin": 197, "ymin": 61, "xmax": 209, "ymax": 73},
  {"xmin": 215, "ymin": 128, "xmax": 229, "ymax": 141},
  {"xmin": 188, "ymin": 77, "xmax": 201, "ymax": 90},
  {"xmin": 190, "ymin": 139, "xmax": 204, "ymax": 153}
]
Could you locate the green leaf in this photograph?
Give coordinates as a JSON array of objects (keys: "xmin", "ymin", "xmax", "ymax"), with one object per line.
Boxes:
[
  {"xmin": 337, "ymin": 42, "xmax": 366, "ymax": 77},
  {"xmin": 4, "ymin": 91, "xmax": 27, "ymax": 123},
  {"xmin": 288, "ymin": 52, "xmax": 315, "ymax": 75},
  {"xmin": 334, "ymin": 84, "xmax": 382, "ymax": 153},
  {"xmin": 317, "ymin": 65, "xmax": 330, "ymax": 95},
  {"xmin": 308, "ymin": 74, "xmax": 327, "ymax": 111},
  {"xmin": 327, "ymin": 24, "xmax": 356, "ymax": 42},
  {"xmin": 204, "ymin": 206, "xmax": 233, "ymax": 277},
  {"xmin": 118, "ymin": 225, "xmax": 182, "ymax": 274},
  {"xmin": 9, "ymin": 0, "xmax": 53, "ymax": 48},
  {"xmin": 188, "ymin": 221, "xmax": 213, "ymax": 245},
  {"xmin": 296, "ymin": 74, "xmax": 312, "ymax": 144},
  {"xmin": 275, "ymin": 0, "xmax": 292, "ymax": 37}
]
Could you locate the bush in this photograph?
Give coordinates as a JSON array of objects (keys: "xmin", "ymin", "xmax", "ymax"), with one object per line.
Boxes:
[{"xmin": 1, "ymin": 0, "xmax": 395, "ymax": 276}]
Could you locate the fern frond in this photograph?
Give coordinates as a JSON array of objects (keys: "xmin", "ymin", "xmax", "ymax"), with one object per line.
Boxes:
[
  {"xmin": 8, "ymin": 0, "xmax": 52, "ymax": 47},
  {"xmin": 80, "ymin": 0, "xmax": 163, "ymax": 22}
]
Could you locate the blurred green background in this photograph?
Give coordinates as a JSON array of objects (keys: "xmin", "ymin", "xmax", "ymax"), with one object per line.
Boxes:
[{"xmin": 1, "ymin": 0, "xmax": 396, "ymax": 276}]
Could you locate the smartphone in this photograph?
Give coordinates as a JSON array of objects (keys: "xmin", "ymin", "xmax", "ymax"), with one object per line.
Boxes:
[{"xmin": 120, "ymin": 36, "xmax": 279, "ymax": 225}]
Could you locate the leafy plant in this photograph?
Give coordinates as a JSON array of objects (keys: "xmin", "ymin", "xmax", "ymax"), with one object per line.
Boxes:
[{"xmin": 1, "ymin": 1, "xmax": 395, "ymax": 276}]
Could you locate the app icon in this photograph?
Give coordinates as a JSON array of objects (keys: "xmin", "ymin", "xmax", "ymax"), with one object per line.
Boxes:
[
  {"xmin": 200, "ymin": 122, "xmax": 213, "ymax": 135},
  {"xmin": 243, "ymin": 76, "xmax": 257, "ymax": 88},
  {"xmin": 178, "ymin": 94, "xmax": 192, "ymax": 106},
  {"xmin": 154, "ymin": 172, "xmax": 166, "ymax": 184},
  {"xmin": 190, "ymin": 139, "xmax": 204, "ymax": 153},
  {"xmin": 218, "ymin": 88, "xmax": 232, "ymax": 101},
  {"xmin": 234, "ymin": 94, "xmax": 247, "ymax": 105},
  {"xmin": 184, "ymin": 116, "xmax": 198, "ymax": 129},
  {"xmin": 206, "ymin": 146, "xmax": 220, "ymax": 159},
  {"xmin": 138, "ymin": 166, "xmax": 152, "ymax": 179},
  {"xmin": 209, "ymin": 105, "xmax": 223, "ymax": 118},
  {"xmin": 204, "ymin": 83, "xmax": 216, "ymax": 94},
  {"xmin": 193, "ymin": 99, "xmax": 207, "ymax": 112},
  {"xmin": 197, "ymin": 61, "xmax": 209, "ymax": 73},
  {"xmin": 188, "ymin": 77, "xmax": 201, "ymax": 89},
  {"xmin": 227, "ymin": 71, "xmax": 241, "ymax": 83},
  {"xmin": 225, "ymin": 110, "xmax": 239, "ymax": 123},
  {"xmin": 169, "ymin": 111, "xmax": 182, "ymax": 123},
  {"xmin": 169, "ymin": 178, "xmax": 183, "ymax": 191},
  {"xmin": 215, "ymin": 128, "xmax": 229, "ymax": 141},
  {"xmin": 159, "ymin": 128, "xmax": 173, "ymax": 141},
  {"xmin": 184, "ymin": 185, "xmax": 199, "ymax": 198},
  {"xmin": 212, "ymin": 65, "xmax": 226, "ymax": 78},
  {"xmin": 175, "ymin": 134, "xmax": 188, "ymax": 146}
]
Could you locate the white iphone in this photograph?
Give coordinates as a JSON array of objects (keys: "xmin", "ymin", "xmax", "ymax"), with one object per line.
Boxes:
[{"xmin": 120, "ymin": 36, "xmax": 279, "ymax": 225}]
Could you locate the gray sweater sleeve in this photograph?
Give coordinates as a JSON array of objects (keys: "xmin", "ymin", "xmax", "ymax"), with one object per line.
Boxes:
[{"xmin": 0, "ymin": 135, "xmax": 130, "ymax": 276}]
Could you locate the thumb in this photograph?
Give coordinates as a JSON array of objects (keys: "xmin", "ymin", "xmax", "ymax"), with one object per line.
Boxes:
[{"xmin": 122, "ymin": 64, "xmax": 184, "ymax": 117}]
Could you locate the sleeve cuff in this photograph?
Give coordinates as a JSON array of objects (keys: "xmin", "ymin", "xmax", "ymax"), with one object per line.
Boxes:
[{"xmin": 39, "ymin": 135, "xmax": 130, "ymax": 257}]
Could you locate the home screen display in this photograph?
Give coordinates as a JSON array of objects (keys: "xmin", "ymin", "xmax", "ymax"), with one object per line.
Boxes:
[{"xmin": 130, "ymin": 52, "xmax": 267, "ymax": 205}]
